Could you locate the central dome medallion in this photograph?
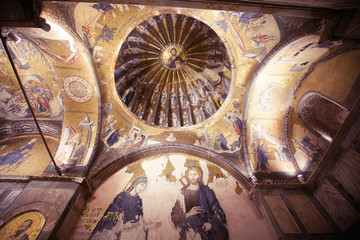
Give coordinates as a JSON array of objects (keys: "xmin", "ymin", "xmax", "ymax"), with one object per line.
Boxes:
[
  {"xmin": 161, "ymin": 44, "xmax": 186, "ymax": 70},
  {"xmin": 115, "ymin": 14, "xmax": 232, "ymax": 127}
]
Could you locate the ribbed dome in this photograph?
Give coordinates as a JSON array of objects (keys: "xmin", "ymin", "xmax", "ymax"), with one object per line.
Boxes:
[{"xmin": 115, "ymin": 14, "xmax": 232, "ymax": 127}]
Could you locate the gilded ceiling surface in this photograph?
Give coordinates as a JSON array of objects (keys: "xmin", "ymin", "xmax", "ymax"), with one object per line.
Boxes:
[
  {"xmin": 0, "ymin": 1, "xmax": 359, "ymax": 187},
  {"xmin": 115, "ymin": 13, "xmax": 232, "ymax": 127}
]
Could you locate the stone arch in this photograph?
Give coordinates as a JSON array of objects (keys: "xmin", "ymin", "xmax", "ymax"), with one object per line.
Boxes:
[{"xmin": 89, "ymin": 144, "xmax": 251, "ymax": 192}]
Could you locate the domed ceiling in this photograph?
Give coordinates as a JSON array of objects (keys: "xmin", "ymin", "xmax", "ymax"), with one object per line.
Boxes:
[
  {"xmin": 115, "ymin": 14, "xmax": 231, "ymax": 127},
  {"xmin": 0, "ymin": 1, "xmax": 359, "ymax": 188}
]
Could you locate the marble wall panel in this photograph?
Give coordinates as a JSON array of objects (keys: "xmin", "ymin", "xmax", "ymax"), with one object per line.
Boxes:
[
  {"xmin": 287, "ymin": 194, "xmax": 332, "ymax": 233},
  {"xmin": 315, "ymin": 179, "xmax": 360, "ymax": 231},
  {"xmin": 18, "ymin": 181, "xmax": 77, "ymax": 206},
  {"xmin": 0, "ymin": 190, "xmax": 22, "ymax": 215},
  {"xmin": 56, "ymin": 193, "xmax": 86, "ymax": 240},
  {"xmin": 3, "ymin": 181, "xmax": 79, "ymax": 220},
  {"xmin": 332, "ymin": 148, "xmax": 360, "ymax": 201},
  {"xmin": 263, "ymin": 195, "xmax": 301, "ymax": 234},
  {"xmin": 0, "ymin": 181, "xmax": 81, "ymax": 239}
]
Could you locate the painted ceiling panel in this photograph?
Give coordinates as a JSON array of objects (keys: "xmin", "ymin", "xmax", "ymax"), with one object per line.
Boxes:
[
  {"xmin": 288, "ymin": 48, "xmax": 360, "ymax": 179},
  {"xmin": 0, "ymin": 135, "xmax": 58, "ymax": 175},
  {"xmin": 244, "ymin": 35, "xmax": 337, "ymax": 179},
  {"xmin": 0, "ymin": 41, "xmax": 30, "ymax": 120},
  {"xmin": 0, "ymin": 1, "xmax": 358, "ymax": 187},
  {"xmin": 0, "ymin": 11, "xmax": 101, "ymax": 174}
]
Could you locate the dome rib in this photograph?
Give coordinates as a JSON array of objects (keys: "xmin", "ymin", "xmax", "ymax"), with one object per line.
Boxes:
[{"xmin": 115, "ymin": 14, "xmax": 232, "ymax": 127}]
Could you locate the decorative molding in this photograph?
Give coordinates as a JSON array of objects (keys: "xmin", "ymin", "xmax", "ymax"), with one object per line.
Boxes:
[
  {"xmin": 88, "ymin": 142, "xmax": 252, "ymax": 191},
  {"xmin": 0, "ymin": 120, "xmax": 62, "ymax": 139}
]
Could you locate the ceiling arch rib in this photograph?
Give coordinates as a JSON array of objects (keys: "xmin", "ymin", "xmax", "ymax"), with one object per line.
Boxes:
[
  {"xmin": 14, "ymin": 12, "xmax": 102, "ymax": 173},
  {"xmin": 288, "ymin": 47, "xmax": 360, "ymax": 181},
  {"xmin": 243, "ymin": 34, "xmax": 339, "ymax": 184},
  {"xmin": 88, "ymin": 143, "xmax": 252, "ymax": 191}
]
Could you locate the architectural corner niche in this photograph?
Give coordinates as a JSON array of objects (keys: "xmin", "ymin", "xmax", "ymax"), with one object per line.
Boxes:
[
  {"xmin": 297, "ymin": 91, "xmax": 349, "ymax": 142},
  {"xmin": 115, "ymin": 14, "xmax": 232, "ymax": 128}
]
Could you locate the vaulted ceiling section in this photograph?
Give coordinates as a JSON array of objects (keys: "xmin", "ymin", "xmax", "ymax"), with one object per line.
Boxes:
[{"xmin": 0, "ymin": 0, "xmax": 359, "ymax": 189}]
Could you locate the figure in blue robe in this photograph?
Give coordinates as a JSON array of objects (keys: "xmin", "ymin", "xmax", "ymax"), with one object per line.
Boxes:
[
  {"xmin": 0, "ymin": 141, "xmax": 34, "ymax": 167},
  {"xmin": 300, "ymin": 136, "xmax": 315, "ymax": 151},
  {"xmin": 215, "ymin": 133, "xmax": 229, "ymax": 151},
  {"xmin": 239, "ymin": 13, "xmax": 264, "ymax": 24},
  {"xmin": 166, "ymin": 48, "xmax": 184, "ymax": 69},
  {"xmin": 171, "ymin": 167, "xmax": 228, "ymax": 240},
  {"xmin": 91, "ymin": 177, "xmax": 148, "ymax": 240},
  {"xmin": 106, "ymin": 129, "xmax": 123, "ymax": 147},
  {"xmin": 255, "ymin": 143, "xmax": 269, "ymax": 171},
  {"xmin": 228, "ymin": 115, "xmax": 242, "ymax": 136},
  {"xmin": 92, "ymin": 3, "xmax": 114, "ymax": 12}
]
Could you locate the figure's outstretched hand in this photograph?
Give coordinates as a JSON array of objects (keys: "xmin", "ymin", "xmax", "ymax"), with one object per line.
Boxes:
[
  {"xmin": 202, "ymin": 223, "xmax": 212, "ymax": 232},
  {"xmin": 146, "ymin": 221, "xmax": 162, "ymax": 229},
  {"xmin": 186, "ymin": 206, "xmax": 202, "ymax": 218},
  {"xmin": 122, "ymin": 220, "xmax": 139, "ymax": 231}
]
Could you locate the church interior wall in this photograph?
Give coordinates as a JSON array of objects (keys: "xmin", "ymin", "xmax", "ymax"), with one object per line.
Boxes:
[
  {"xmin": 0, "ymin": 180, "xmax": 83, "ymax": 240},
  {"xmin": 0, "ymin": 1, "xmax": 359, "ymax": 239}
]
